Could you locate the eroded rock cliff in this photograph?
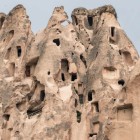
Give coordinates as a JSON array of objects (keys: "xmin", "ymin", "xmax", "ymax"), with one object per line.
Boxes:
[{"xmin": 0, "ymin": 4, "xmax": 139, "ymax": 140}]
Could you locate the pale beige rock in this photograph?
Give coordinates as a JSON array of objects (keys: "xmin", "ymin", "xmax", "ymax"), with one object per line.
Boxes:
[{"xmin": 0, "ymin": 4, "xmax": 139, "ymax": 140}]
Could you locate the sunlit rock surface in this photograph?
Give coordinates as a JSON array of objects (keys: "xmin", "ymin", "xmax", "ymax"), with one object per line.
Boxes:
[{"xmin": 0, "ymin": 4, "xmax": 139, "ymax": 140}]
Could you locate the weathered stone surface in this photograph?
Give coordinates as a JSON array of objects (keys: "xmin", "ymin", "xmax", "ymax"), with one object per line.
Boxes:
[{"xmin": 0, "ymin": 4, "xmax": 139, "ymax": 140}]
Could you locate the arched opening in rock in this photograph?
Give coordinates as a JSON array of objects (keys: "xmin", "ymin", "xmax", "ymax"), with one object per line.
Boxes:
[
  {"xmin": 17, "ymin": 46, "xmax": 22, "ymax": 57},
  {"xmin": 3, "ymin": 114, "xmax": 10, "ymax": 121},
  {"xmin": 87, "ymin": 16, "xmax": 93, "ymax": 26},
  {"xmin": 53, "ymin": 39, "xmax": 60, "ymax": 46},
  {"xmin": 25, "ymin": 66, "xmax": 30, "ymax": 77},
  {"xmin": 73, "ymin": 16, "xmax": 78, "ymax": 25},
  {"xmin": 79, "ymin": 94, "xmax": 84, "ymax": 104},
  {"xmin": 61, "ymin": 59, "xmax": 69, "ymax": 81},
  {"xmin": 122, "ymin": 51, "xmax": 133, "ymax": 66},
  {"xmin": 40, "ymin": 90, "xmax": 45, "ymax": 101},
  {"xmin": 118, "ymin": 79, "xmax": 125, "ymax": 86},
  {"xmin": 76, "ymin": 111, "xmax": 81, "ymax": 123},
  {"xmin": 71, "ymin": 73, "xmax": 77, "ymax": 81}
]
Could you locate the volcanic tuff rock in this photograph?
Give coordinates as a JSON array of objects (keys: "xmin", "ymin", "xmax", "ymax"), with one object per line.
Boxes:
[{"xmin": 0, "ymin": 4, "xmax": 139, "ymax": 140}]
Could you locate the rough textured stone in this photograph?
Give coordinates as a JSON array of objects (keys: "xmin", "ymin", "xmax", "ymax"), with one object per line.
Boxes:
[{"xmin": 0, "ymin": 4, "xmax": 139, "ymax": 140}]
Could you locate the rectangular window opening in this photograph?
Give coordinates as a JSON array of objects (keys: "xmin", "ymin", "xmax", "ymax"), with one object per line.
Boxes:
[
  {"xmin": 93, "ymin": 101, "xmax": 99, "ymax": 112},
  {"xmin": 88, "ymin": 16, "xmax": 93, "ymax": 26},
  {"xmin": 17, "ymin": 46, "xmax": 22, "ymax": 57},
  {"xmin": 88, "ymin": 90, "xmax": 95, "ymax": 101},
  {"xmin": 61, "ymin": 59, "xmax": 69, "ymax": 72},
  {"xmin": 111, "ymin": 27, "xmax": 115, "ymax": 37},
  {"xmin": 71, "ymin": 73, "xmax": 77, "ymax": 81},
  {"xmin": 25, "ymin": 66, "xmax": 30, "ymax": 77},
  {"xmin": 61, "ymin": 73, "xmax": 65, "ymax": 81}
]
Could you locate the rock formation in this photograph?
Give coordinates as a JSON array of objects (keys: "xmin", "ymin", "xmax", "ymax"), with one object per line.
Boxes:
[{"xmin": 0, "ymin": 4, "xmax": 139, "ymax": 140}]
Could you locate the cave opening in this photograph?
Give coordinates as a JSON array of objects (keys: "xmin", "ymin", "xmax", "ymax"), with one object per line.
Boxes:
[
  {"xmin": 118, "ymin": 79, "xmax": 125, "ymax": 86},
  {"xmin": 111, "ymin": 27, "xmax": 115, "ymax": 37},
  {"xmin": 93, "ymin": 101, "xmax": 99, "ymax": 112},
  {"xmin": 40, "ymin": 90, "xmax": 45, "ymax": 101},
  {"xmin": 25, "ymin": 66, "xmax": 30, "ymax": 77},
  {"xmin": 17, "ymin": 46, "xmax": 22, "ymax": 57},
  {"xmin": 88, "ymin": 16, "xmax": 93, "ymax": 26},
  {"xmin": 53, "ymin": 39, "xmax": 60, "ymax": 46},
  {"xmin": 76, "ymin": 111, "xmax": 81, "ymax": 123},
  {"xmin": 71, "ymin": 73, "xmax": 77, "ymax": 81},
  {"xmin": 61, "ymin": 73, "xmax": 65, "ymax": 81},
  {"xmin": 88, "ymin": 90, "xmax": 94, "ymax": 101},
  {"xmin": 3, "ymin": 114, "xmax": 10, "ymax": 121}
]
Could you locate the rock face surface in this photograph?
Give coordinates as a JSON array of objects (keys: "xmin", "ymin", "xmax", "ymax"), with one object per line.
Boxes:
[{"xmin": 0, "ymin": 4, "xmax": 139, "ymax": 140}]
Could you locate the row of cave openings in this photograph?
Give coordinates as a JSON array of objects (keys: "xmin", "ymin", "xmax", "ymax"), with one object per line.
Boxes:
[
  {"xmin": 26, "ymin": 84, "xmax": 46, "ymax": 118},
  {"xmin": 6, "ymin": 45, "xmax": 22, "ymax": 59},
  {"xmin": 103, "ymin": 66, "xmax": 126, "ymax": 86},
  {"xmin": 26, "ymin": 91, "xmax": 45, "ymax": 118},
  {"xmin": 2, "ymin": 96, "xmax": 46, "ymax": 121},
  {"xmin": 76, "ymin": 103, "xmax": 133, "ymax": 139},
  {"xmin": 16, "ymin": 84, "xmax": 46, "ymax": 118},
  {"xmin": 75, "ymin": 86, "xmax": 131, "ymax": 121},
  {"xmin": 5, "ymin": 30, "xmax": 22, "ymax": 60},
  {"xmin": 61, "ymin": 59, "xmax": 77, "ymax": 82},
  {"xmin": 73, "ymin": 15, "xmax": 93, "ymax": 27},
  {"xmin": 2, "ymin": 103, "xmax": 133, "ymax": 137},
  {"xmin": 76, "ymin": 89, "xmax": 99, "ymax": 124},
  {"xmin": 3, "ymin": 30, "xmax": 14, "ymax": 44},
  {"xmin": 109, "ymin": 27, "xmax": 133, "ymax": 66}
]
